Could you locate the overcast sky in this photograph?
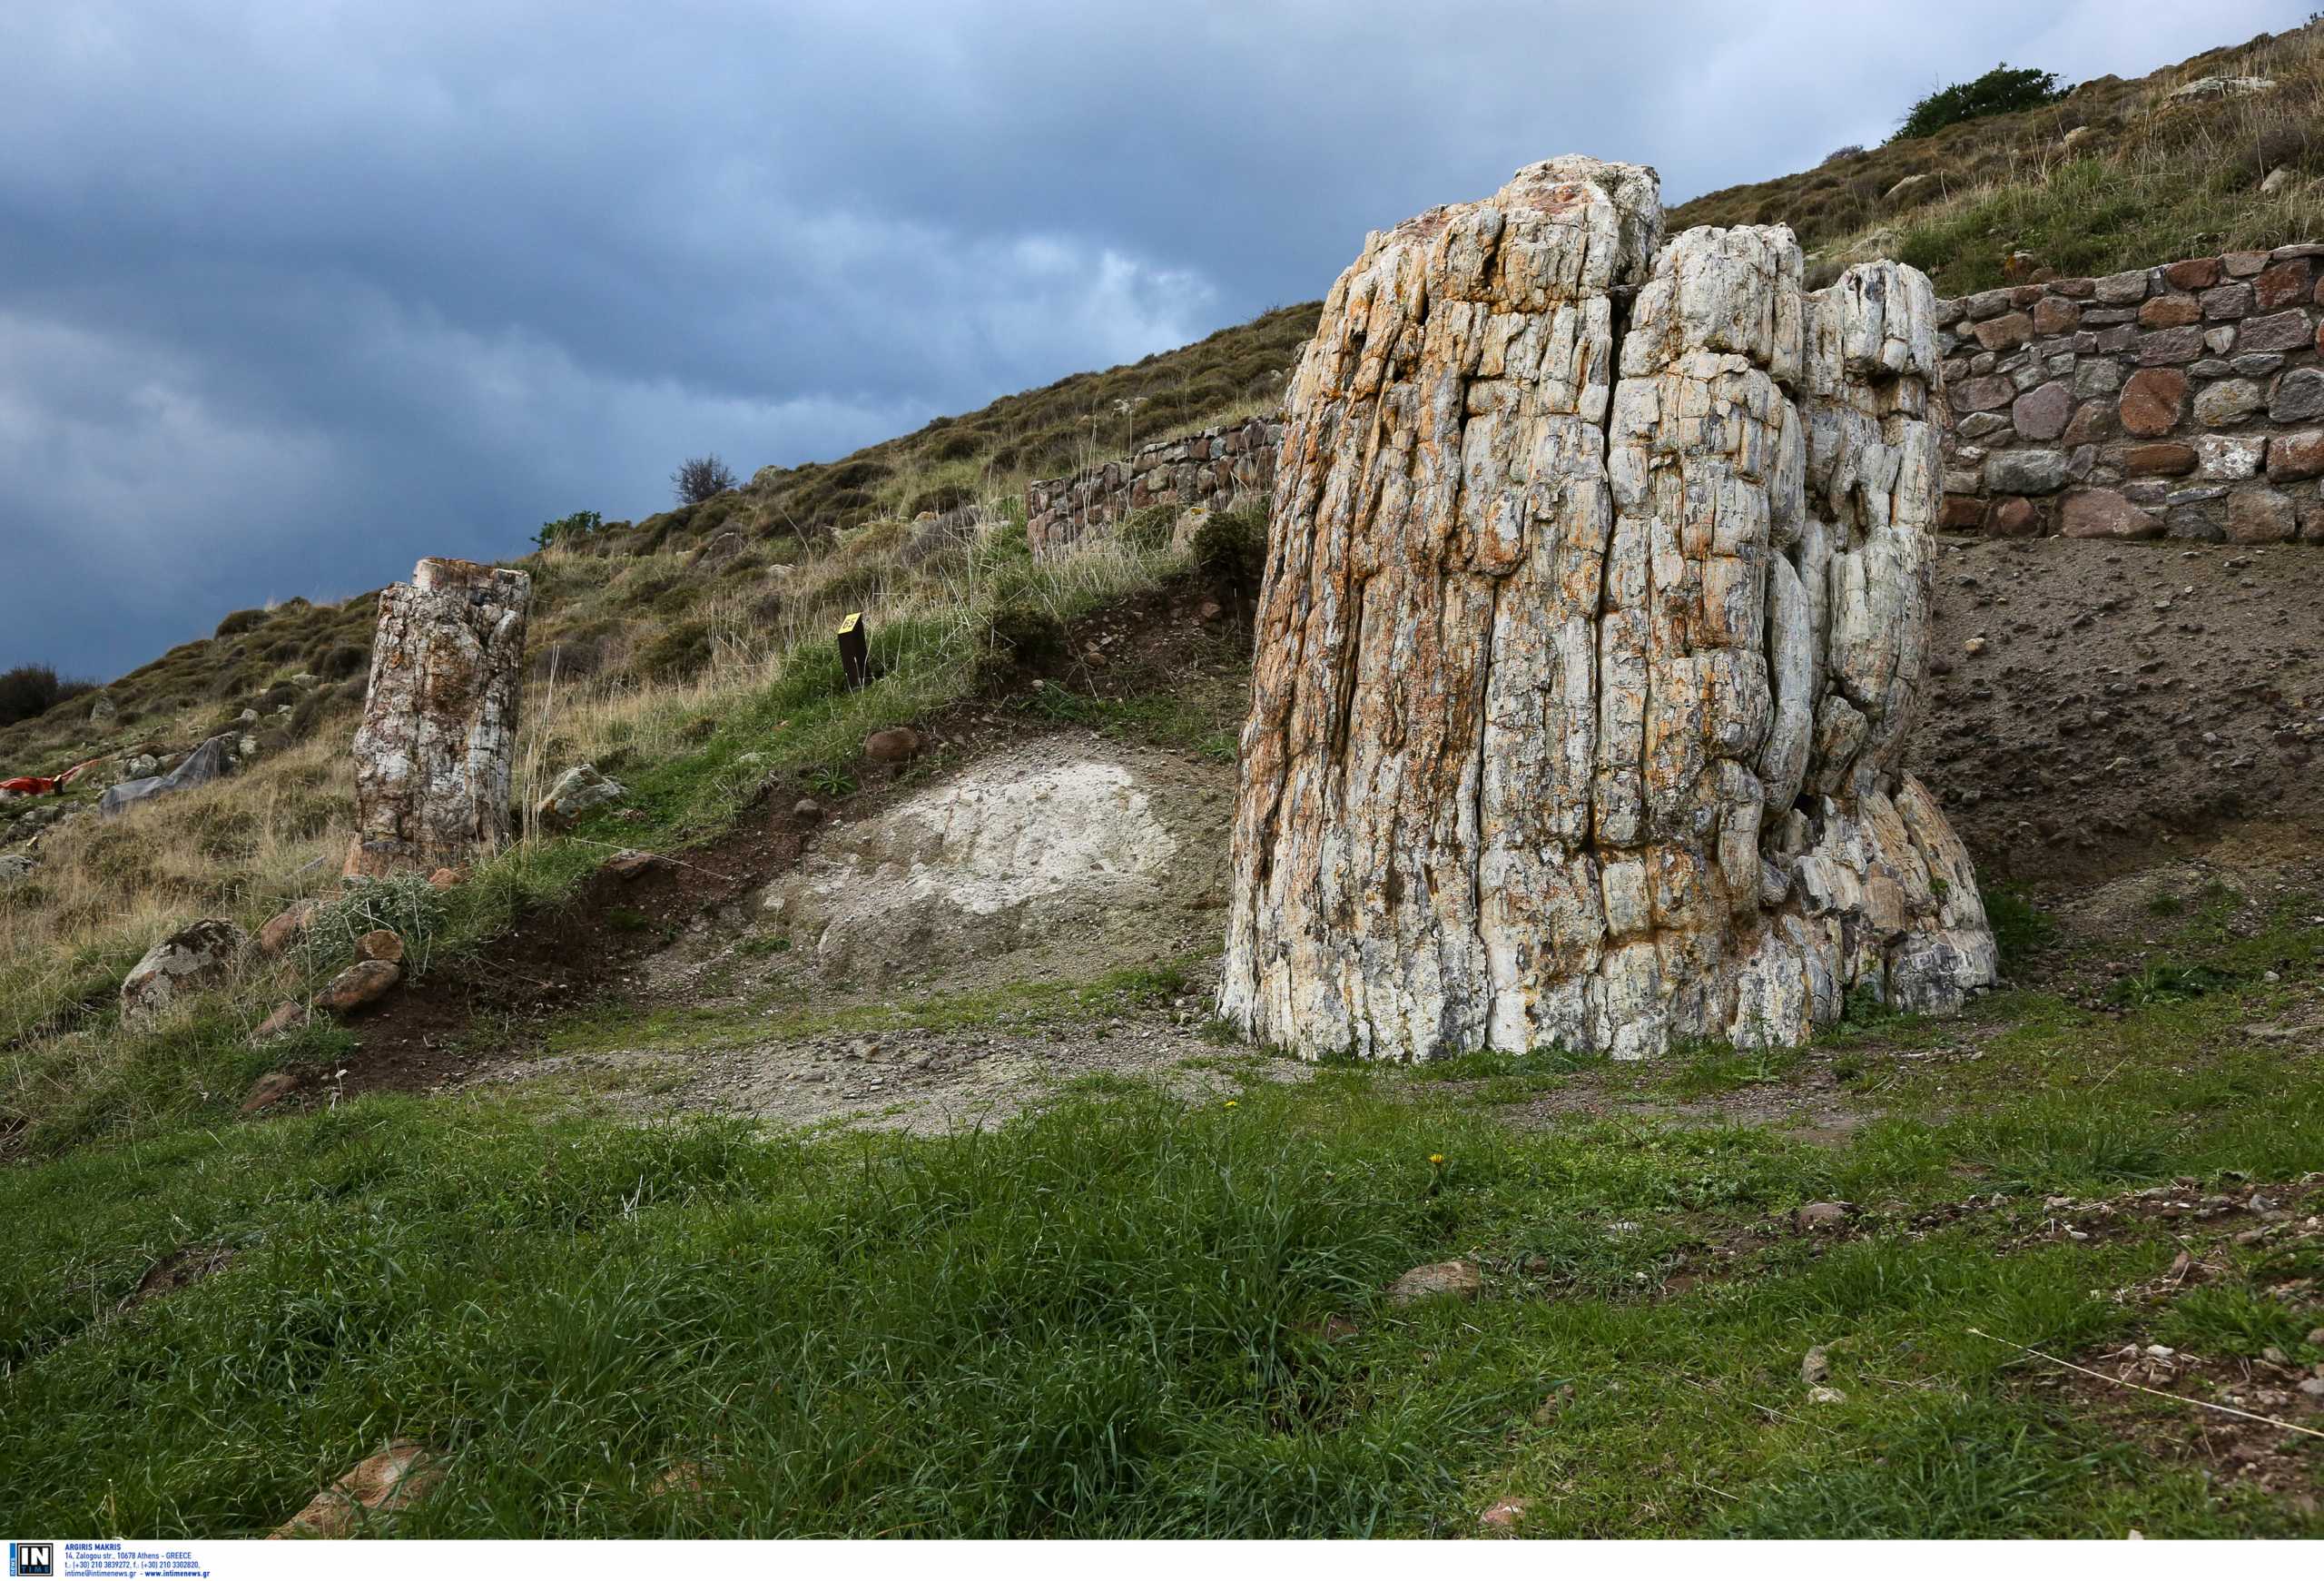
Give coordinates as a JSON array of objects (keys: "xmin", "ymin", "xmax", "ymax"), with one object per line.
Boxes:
[{"xmin": 0, "ymin": 1, "xmax": 2303, "ymax": 680}]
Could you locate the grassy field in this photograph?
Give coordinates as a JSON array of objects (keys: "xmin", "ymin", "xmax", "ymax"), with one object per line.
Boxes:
[{"xmin": 3, "ymin": 890, "xmax": 2319, "ymax": 1537}]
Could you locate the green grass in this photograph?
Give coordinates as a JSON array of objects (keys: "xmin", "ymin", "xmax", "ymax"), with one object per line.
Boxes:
[
  {"xmin": 5, "ymin": 918, "xmax": 2322, "ymax": 1537},
  {"xmin": 1010, "ymin": 674, "xmax": 1246, "ymax": 763},
  {"xmin": 1895, "ymin": 154, "xmax": 2324, "ymax": 294}
]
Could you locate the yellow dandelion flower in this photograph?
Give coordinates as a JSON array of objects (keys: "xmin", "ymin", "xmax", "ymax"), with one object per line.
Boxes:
[
  {"xmin": 1224, "ymin": 1100, "xmax": 1239, "ymax": 1109},
  {"xmin": 1429, "ymin": 1153, "xmax": 1446, "ymax": 1165}
]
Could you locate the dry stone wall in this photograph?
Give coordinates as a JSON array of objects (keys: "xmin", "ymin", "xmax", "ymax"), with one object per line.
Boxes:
[
  {"xmin": 1937, "ymin": 243, "xmax": 2324, "ymax": 543},
  {"xmin": 1217, "ymin": 156, "xmax": 1996, "ymax": 1062},
  {"xmin": 1028, "ymin": 416, "xmax": 1284, "ymax": 558}
]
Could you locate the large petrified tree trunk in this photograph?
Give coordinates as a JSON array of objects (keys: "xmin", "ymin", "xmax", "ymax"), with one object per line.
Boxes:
[
  {"xmin": 1219, "ymin": 157, "xmax": 1996, "ymax": 1060},
  {"xmin": 344, "ymin": 558, "xmax": 532, "ymax": 879}
]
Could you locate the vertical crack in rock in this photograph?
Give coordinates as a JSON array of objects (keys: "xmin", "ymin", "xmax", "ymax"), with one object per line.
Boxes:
[
  {"xmin": 345, "ymin": 558, "xmax": 532, "ymax": 879},
  {"xmin": 1220, "ymin": 158, "xmax": 1997, "ymax": 1061}
]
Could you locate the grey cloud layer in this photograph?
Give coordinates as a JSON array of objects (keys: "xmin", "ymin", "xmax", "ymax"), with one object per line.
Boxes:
[{"xmin": 0, "ymin": 0, "xmax": 2296, "ymax": 677}]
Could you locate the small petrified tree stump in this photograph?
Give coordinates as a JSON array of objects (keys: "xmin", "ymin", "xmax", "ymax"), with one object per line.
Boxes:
[
  {"xmin": 344, "ymin": 558, "xmax": 532, "ymax": 879},
  {"xmin": 1219, "ymin": 157, "xmax": 1996, "ymax": 1060}
]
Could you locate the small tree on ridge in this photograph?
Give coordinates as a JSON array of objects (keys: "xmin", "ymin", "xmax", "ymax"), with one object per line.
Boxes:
[{"xmin": 672, "ymin": 455, "xmax": 738, "ymax": 505}]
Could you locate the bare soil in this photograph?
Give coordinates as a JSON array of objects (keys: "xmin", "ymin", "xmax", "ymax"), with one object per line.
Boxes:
[
  {"xmin": 1908, "ymin": 534, "xmax": 2324, "ymax": 892},
  {"xmin": 320, "ymin": 568, "xmax": 1258, "ymax": 1108}
]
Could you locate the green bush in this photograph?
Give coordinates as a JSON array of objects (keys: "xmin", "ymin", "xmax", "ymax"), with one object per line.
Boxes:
[
  {"xmin": 0, "ymin": 665, "xmax": 94, "ymax": 729},
  {"xmin": 534, "ymin": 509, "xmax": 606, "ymax": 550},
  {"xmin": 982, "ymin": 597, "xmax": 1068, "ymax": 672},
  {"xmin": 1190, "ymin": 506, "xmax": 1269, "ymax": 588},
  {"xmin": 1893, "ymin": 64, "xmax": 2065, "ymax": 142}
]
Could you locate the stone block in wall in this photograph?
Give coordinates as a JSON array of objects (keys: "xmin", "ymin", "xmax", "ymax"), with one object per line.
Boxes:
[
  {"xmin": 2222, "ymin": 251, "xmax": 2270, "ymax": 278},
  {"xmin": 2138, "ymin": 326, "xmax": 2203, "ymax": 365},
  {"xmin": 1939, "ymin": 495, "xmax": 1987, "ymax": 529},
  {"xmin": 2118, "ymin": 368, "xmax": 2187, "ymax": 435},
  {"xmin": 1951, "ymin": 374, "xmax": 2014, "ymax": 412},
  {"xmin": 2063, "ymin": 400, "xmax": 2115, "ymax": 446},
  {"xmin": 2255, "ymin": 259, "xmax": 2312, "ymax": 310},
  {"xmin": 2163, "ymin": 257, "xmax": 2221, "ymax": 291},
  {"xmin": 2201, "ymin": 282, "xmax": 2253, "ymax": 319},
  {"xmin": 2094, "ymin": 269, "xmax": 2152, "ymax": 304},
  {"xmin": 2012, "ymin": 381, "xmax": 2070, "ymax": 440},
  {"xmin": 2272, "ymin": 368, "xmax": 2324, "ymax": 421},
  {"xmin": 2167, "ymin": 503, "xmax": 2225, "ymax": 540},
  {"xmin": 2122, "ymin": 441, "xmax": 2198, "ymax": 476},
  {"xmin": 1990, "ymin": 496, "xmax": 2043, "ymax": 536},
  {"xmin": 2193, "ymin": 379, "xmax": 2264, "ymax": 426},
  {"xmin": 1987, "ymin": 450, "xmax": 2070, "ymax": 493},
  {"xmin": 2240, "ymin": 311, "xmax": 2313, "ymax": 353},
  {"xmin": 2269, "ymin": 430, "xmax": 2324, "ymax": 480},
  {"xmin": 2140, "ymin": 294, "xmax": 2200, "ymax": 328},
  {"xmin": 2073, "ymin": 360, "xmax": 2122, "ymax": 398},
  {"xmin": 2196, "ymin": 434, "xmax": 2266, "ymax": 479},
  {"xmin": 2061, "ymin": 489, "xmax": 2159, "ymax": 538},
  {"xmin": 1974, "ymin": 313, "xmax": 2032, "ymax": 350},
  {"xmin": 2228, "ymin": 486, "xmax": 2299, "ymax": 542},
  {"xmin": 2033, "ymin": 297, "xmax": 2080, "ymax": 335}
]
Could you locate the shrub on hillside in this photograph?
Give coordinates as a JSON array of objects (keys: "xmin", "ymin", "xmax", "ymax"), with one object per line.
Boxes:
[
  {"xmin": 982, "ymin": 596, "xmax": 1068, "ymax": 672},
  {"xmin": 1893, "ymin": 64, "xmax": 2066, "ymax": 142},
  {"xmin": 0, "ymin": 664, "xmax": 94, "ymax": 728},
  {"xmin": 1190, "ymin": 506, "xmax": 1269, "ymax": 589},
  {"xmin": 534, "ymin": 509, "xmax": 605, "ymax": 550},
  {"xmin": 213, "ymin": 608, "xmax": 269, "ymax": 638},
  {"xmin": 672, "ymin": 455, "xmax": 738, "ymax": 506}
]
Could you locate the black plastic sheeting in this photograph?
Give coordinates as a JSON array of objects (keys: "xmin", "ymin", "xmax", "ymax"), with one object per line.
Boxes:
[{"xmin": 99, "ymin": 734, "xmax": 238, "ymax": 818}]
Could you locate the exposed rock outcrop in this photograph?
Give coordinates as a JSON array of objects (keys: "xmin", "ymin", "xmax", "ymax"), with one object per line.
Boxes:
[
  {"xmin": 536, "ymin": 763, "xmax": 624, "ymax": 831},
  {"xmin": 319, "ymin": 958, "xmax": 401, "ymax": 1014},
  {"xmin": 122, "ymin": 918, "xmax": 247, "ymax": 1026},
  {"xmin": 763, "ymin": 742, "xmax": 1228, "ymax": 981},
  {"xmin": 345, "ymin": 558, "xmax": 531, "ymax": 878},
  {"xmin": 1218, "ymin": 157, "xmax": 1995, "ymax": 1061}
]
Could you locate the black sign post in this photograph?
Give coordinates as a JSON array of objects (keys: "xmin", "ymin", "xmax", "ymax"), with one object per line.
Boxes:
[{"xmin": 837, "ymin": 611, "xmax": 871, "ymax": 690}]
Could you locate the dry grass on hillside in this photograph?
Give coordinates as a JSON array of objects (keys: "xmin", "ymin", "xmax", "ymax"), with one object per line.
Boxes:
[
  {"xmin": 612, "ymin": 302, "xmax": 1316, "ymax": 558},
  {"xmin": 1670, "ymin": 22, "xmax": 2324, "ymax": 291},
  {"xmin": 0, "ymin": 489, "xmax": 1191, "ymax": 1143}
]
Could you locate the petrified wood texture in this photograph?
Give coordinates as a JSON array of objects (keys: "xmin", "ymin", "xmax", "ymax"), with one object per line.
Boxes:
[
  {"xmin": 1219, "ymin": 157, "xmax": 1995, "ymax": 1060},
  {"xmin": 345, "ymin": 558, "xmax": 531, "ymax": 879}
]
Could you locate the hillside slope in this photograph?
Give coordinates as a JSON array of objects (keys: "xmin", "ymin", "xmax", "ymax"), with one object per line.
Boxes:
[
  {"xmin": 0, "ymin": 303, "xmax": 1318, "ymax": 784},
  {"xmin": 1669, "ymin": 21, "xmax": 2324, "ymax": 291}
]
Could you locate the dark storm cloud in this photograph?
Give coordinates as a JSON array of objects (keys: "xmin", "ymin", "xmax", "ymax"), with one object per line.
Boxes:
[{"xmin": 0, "ymin": 0, "xmax": 2299, "ymax": 678}]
